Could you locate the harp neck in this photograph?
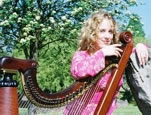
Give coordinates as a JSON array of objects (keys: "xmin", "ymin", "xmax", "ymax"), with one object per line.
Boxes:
[{"xmin": 94, "ymin": 31, "xmax": 133, "ymax": 115}]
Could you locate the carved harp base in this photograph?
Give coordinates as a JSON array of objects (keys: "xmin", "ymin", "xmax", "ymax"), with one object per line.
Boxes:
[{"xmin": 0, "ymin": 87, "xmax": 19, "ymax": 115}]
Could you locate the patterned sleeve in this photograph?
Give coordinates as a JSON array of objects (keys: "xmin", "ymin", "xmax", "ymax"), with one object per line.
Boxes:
[{"xmin": 71, "ymin": 49, "xmax": 105, "ymax": 80}]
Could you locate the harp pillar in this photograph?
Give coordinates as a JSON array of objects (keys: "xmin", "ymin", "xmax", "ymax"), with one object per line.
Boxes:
[{"xmin": 0, "ymin": 73, "xmax": 19, "ymax": 115}]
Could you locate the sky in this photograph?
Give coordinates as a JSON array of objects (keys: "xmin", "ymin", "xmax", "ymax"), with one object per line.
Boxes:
[{"xmin": 129, "ymin": 0, "xmax": 151, "ymax": 37}]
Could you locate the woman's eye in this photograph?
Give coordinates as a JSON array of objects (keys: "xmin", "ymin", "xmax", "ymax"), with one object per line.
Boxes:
[
  {"xmin": 100, "ymin": 29, "xmax": 105, "ymax": 32},
  {"xmin": 109, "ymin": 30, "xmax": 113, "ymax": 34}
]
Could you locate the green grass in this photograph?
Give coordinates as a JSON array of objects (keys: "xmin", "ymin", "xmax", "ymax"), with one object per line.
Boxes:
[
  {"xmin": 19, "ymin": 108, "xmax": 28, "ymax": 115},
  {"xmin": 19, "ymin": 104, "xmax": 142, "ymax": 115},
  {"xmin": 114, "ymin": 104, "xmax": 142, "ymax": 115}
]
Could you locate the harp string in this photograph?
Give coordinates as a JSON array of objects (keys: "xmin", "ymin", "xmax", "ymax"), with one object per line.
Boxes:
[
  {"xmin": 81, "ymin": 81, "xmax": 101, "ymax": 112},
  {"xmin": 67, "ymin": 84, "xmax": 94, "ymax": 114},
  {"xmin": 72, "ymin": 84, "xmax": 95, "ymax": 114},
  {"xmin": 66, "ymin": 73, "xmax": 110, "ymax": 114},
  {"xmin": 65, "ymin": 63, "xmax": 117, "ymax": 114},
  {"xmin": 67, "ymin": 86, "xmax": 90, "ymax": 114},
  {"xmin": 78, "ymin": 84, "xmax": 97, "ymax": 112}
]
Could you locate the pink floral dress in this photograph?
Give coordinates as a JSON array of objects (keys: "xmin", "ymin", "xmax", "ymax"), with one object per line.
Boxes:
[{"xmin": 64, "ymin": 49, "xmax": 123, "ymax": 115}]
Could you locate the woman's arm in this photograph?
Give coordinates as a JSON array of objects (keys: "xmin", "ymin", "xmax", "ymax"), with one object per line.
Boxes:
[{"xmin": 133, "ymin": 43, "xmax": 149, "ymax": 65}]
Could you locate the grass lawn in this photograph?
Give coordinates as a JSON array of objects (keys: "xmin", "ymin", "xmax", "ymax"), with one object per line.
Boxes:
[
  {"xmin": 19, "ymin": 104, "xmax": 142, "ymax": 115},
  {"xmin": 114, "ymin": 104, "xmax": 142, "ymax": 115}
]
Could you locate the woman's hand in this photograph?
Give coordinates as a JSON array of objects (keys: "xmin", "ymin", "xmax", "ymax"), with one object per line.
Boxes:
[
  {"xmin": 101, "ymin": 44, "xmax": 123, "ymax": 57},
  {"xmin": 136, "ymin": 43, "xmax": 148, "ymax": 66}
]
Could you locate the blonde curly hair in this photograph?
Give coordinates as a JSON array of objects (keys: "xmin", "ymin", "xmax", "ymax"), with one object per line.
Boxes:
[{"xmin": 78, "ymin": 10, "xmax": 119, "ymax": 54}]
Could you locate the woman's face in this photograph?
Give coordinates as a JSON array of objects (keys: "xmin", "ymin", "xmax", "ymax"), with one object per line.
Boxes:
[{"xmin": 97, "ymin": 19, "xmax": 114, "ymax": 48}]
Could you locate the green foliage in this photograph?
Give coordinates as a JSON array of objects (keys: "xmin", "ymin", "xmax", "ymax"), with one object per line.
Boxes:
[
  {"xmin": 133, "ymin": 36, "xmax": 148, "ymax": 46},
  {"xmin": 0, "ymin": 0, "xmax": 139, "ymax": 57},
  {"xmin": 126, "ymin": 14, "xmax": 145, "ymax": 37},
  {"xmin": 0, "ymin": 49, "xmax": 8, "ymax": 57},
  {"xmin": 1, "ymin": 0, "xmax": 146, "ymax": 94},
  {"xmin": 37, "ymin": 39, "xmax": 77, "ymax": 92}
]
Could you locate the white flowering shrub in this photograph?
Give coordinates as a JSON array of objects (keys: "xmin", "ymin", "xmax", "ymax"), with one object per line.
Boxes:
[{"xmin": 0, "ymin": 0, "xmax": 146, "ymax": 94}]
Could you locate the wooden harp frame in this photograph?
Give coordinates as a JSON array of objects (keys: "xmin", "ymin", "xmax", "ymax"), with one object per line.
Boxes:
[
  {"xmin": 94, "ymin": 31, "xmax": 133, "ymax": 114},
  {"xmin": 0, "ymin": 31, "xmax": 133, "ymax": 115}
]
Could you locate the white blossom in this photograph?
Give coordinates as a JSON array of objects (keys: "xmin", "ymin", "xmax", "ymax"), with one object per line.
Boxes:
[
  {"xmin": 61, "ymin": 16, "xmax": 67, "ymax": 21},
  {"xmin": 23, "ymin": 32, "xmax": 27, "ymax": 36},
  {"xmin": 49, "ymin": 17, "xmax": 55, "ymax": 23},
  {"xmin": 35, "ymin": 16, "xmax": 40, "ymax": 20},
  {"xmin": 0, "ymin": 20, "xmax": 9, "ymax": 26},
  {"xmin": 48, "ymin": 27, "xmax": 52, "ymax": 30},
  {"xmin": 130, "ymin": 0, "xmax": 136, "ymax": 3},
  {"xmin": 126, "ymin": 11, "xmax": 131, "ymax": 15},
  {"xmin": 141, "ymin": 22, "xmax": 144, "ymax": 25},
  {"xmin": 127, "ymin": 28, "xmax": 132, "ymax": 31},
  {"xmin": 47, "ymin": 1, "xmax": 51, "ymax": 4},
  {"xmin": 13, "ymin": 12, "xmax": 18, "ymax": 16},
  {"xmin": 60, "ymin": 27, "xmax": 64, "ymax": 30},
  {"xmin": 67, "ymin": 0, "xmax": 72, "ymax": 2},
  {"xmin": 27, "ymin": 35, "xmax": 35, "ymax": 40},
  {"xmin": 29, "ymin": 21, "xmax": 34, "ymax": 24},
  {"xmin": 66, "ymin": 19, "xmax": 71, "ymax": 23},
  {"xmin": 17, "ymin": 17, "xmax": 22, "ymax": 23},
  {"xmin": 134, "ymin": 18, "xmax": 138, "ymax": 21},
  {"xmin": 71, "ymin": 7, "xmax": 83, "ymax": 15},
  {"xmin": 78, "ymin": 7, "xmax": 83, "ymax": 11},
  {"xmin": 20, "ymin": 39, "xmax": 26, "ymax": 43},
  {"xmin": 42, "ymin": 28, "xmax": 47, "ymax": 31},
  {"xmin": 26, "ymin": 37, "xmax": 30, "ymax": 41},
  {"xmin": 71, "ymin": 29, "xmax": 77, "ymax": 33},
  {"xmin": 0, "ymin": 0, "xmax": 3, "ymax": 6},
  {"xmin": 58, "ymin": 22, "xmax": 65, "ymax": 26},
  {"xmin": 40, "ymin": 24, "xmax": 44, "ymax": 27},
  {"xmin": 130, "ymin": 15, "xmax": 135, "ymax": 19},
  {"xmin": 136, "ymin": 31, "xmax": 139, "ymax": 34},
  {"xmin": 52, "ymin": 10, "xmax": 56, "ymax": 14}
]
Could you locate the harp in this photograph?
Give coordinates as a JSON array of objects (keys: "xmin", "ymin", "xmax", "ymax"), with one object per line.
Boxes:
[{"xmin": 0, "ymin": 31, "xmax": 133, "ymax": 115}]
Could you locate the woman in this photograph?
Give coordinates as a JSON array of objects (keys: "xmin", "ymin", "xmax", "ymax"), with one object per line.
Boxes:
[{"xmin": 64, "ymin": 10, "xmax": 148, "ymax": 115}]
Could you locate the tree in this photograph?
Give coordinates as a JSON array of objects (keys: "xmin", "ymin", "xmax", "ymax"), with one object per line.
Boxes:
[
  {"xmin": 0, "ymin": 0, "xmax": 139, "ymax": 59},
  {"xmin": 0, "ymin": 0, "xmax": 141, "ymax": 92},
  {"xmin": 126, "ymin": 13, "xmax": 145, "ymax": 38}
]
